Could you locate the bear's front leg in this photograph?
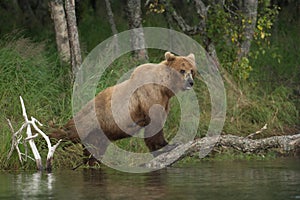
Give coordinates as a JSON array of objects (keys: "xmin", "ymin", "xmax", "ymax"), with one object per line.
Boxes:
[
  {"xmin": 82, "ymin": 128, "xmax": 109, "ymax": 166},
  {"xmin": 144, "ymin": 129, "xmax": 180, "ymax": 157},
  {"xmin": 144, "ymin": 129, "xmax": 168, "ymax": 152}
]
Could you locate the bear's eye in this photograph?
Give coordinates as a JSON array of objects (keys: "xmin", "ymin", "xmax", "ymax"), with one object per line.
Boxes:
[{"xmin": 180, "ymin": 69, "xmax": 185, "ymax": 74}]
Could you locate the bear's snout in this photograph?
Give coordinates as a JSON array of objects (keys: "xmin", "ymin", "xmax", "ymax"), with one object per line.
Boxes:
[
  {"xmin": 184, "ymin": 77, "xmax": 194, "ymax": 90},
  {"xmin": 188, "ymin": 78, "xmax": 194, "ymax": 87}
]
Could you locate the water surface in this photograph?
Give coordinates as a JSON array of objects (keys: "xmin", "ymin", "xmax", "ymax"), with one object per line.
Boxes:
[{"xmin": 0, "ymin": 158, "xmax": 299, "ymax": 200}]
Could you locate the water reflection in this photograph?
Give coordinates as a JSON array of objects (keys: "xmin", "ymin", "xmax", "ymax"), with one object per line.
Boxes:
[
  {"xmin": 78, "ymin": 169, "xmax": 169, "ymax": 199},
  {"xmin": 0, "ymin": 158, "xmax": 299, "ymax": 200},
  {"xmin": 14, "ymin": 172, "xmax": 55, "ymax": 200}
]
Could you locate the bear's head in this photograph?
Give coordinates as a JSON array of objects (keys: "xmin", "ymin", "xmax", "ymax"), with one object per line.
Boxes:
[{"xmin": 161, "ymin": 52, "xmax": 197, "ymax": 91}]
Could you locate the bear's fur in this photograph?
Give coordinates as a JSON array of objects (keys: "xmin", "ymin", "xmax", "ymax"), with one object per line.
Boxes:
[{"xmin": 50, "ymin": 52, "xmax": 197, "ymax": 164}]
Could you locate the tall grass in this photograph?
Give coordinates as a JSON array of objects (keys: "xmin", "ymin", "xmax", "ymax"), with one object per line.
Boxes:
[{"xmin": 0, "ymin": 34, "xmax": 72, "ymax": 169}]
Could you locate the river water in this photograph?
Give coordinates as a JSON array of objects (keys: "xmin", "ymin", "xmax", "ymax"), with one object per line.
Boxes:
[{"xmin": 0, "ymin": 158, "xmax": 299, "ymax": 200}]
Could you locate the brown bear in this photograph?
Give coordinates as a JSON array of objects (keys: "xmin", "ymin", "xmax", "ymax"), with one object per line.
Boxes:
[{"xmin": 50, "ymin": 52, "xmax": 197, "ymax": 165}]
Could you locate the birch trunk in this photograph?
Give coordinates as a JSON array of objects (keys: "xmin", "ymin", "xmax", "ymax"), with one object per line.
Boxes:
[
  {"xmin": 65, "ymin": 0, "xmax": 82, "ymax": 81},
  {"xmin": 238, "ymin": 0, "xmax": 258, "ymax": 60},
  {"xmin": 127, "ymin": 0, "xmax": 148, "ymax": 60},
  {"xmin": 105, "ymin": 0, "xmax": 118, "ymax": 36},
  {"xmin": 49, "ymin": 0, "xmax": 70, "ymax": 62},
  {"xmin": 104, "ymin": 0, "xmax": 119, "ymax": 55}
]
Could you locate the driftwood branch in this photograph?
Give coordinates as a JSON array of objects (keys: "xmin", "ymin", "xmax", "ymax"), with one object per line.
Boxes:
[
  {"xmin": 7, "ymin": 97, "xmax": 43, "ymax": 169},
  {"xmin": 246, "ymin": 123, "xmax": 268, "ymax": 138},
  {"xmin": 146, "ymin": 133, "xmax": 300, "ymax": 169},
  {"xmin": 6, "ymin": 119, "xmax": 23, "ymax": 164},
  {"xmin": 7, "ymin": 96, "xmax": 61, "ymax": 172}
]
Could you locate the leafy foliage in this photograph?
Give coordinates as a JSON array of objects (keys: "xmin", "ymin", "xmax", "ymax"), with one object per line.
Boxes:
[{"xmin": 206, "ymin": 0, "xmax": 280, "ymax": 81}]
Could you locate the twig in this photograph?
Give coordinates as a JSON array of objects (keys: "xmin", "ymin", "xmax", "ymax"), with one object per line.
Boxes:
[
  {"xmin": 246, "ymin": 123, "xmax": 267, "ymax": 138},
  {"xmin": 222, "ymin": 0, "xmax": 239, "ymax": 16},
  {"xmin": 6, "ymin": 118, "xmax": 15, "ymax": 133},
  {"xmin": 19, "ymin": 153, "xmax": 35, "ymax": 161},
  {"xmin": 159, "ymin": 0, "xmax": 207, "ymax": 35},
  {"xmin": 6, "ymin": 119, "xmax": 23, "ymax": 163},
  {"xmin": 25, "ymin": 133, "xmax": 39, "ymax": 141}
]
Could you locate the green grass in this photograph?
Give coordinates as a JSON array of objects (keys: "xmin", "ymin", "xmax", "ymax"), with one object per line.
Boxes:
[
  {"xmin": 0, "ymin": 34, "xmax": 72, "ymax": 170},
  {"xmin": 1, "ymin": 35, "xmax": 299, "ymax": 170}
]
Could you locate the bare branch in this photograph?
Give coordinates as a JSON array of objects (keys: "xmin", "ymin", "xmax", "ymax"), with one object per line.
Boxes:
[
  {"xmin": 246, "ymin": 123, "xmax": 267, "ymax": 138},
  {"xmin": 222, "ymin": 0, "xmax": 239, "ymax": 16},
  {"xmin": 6, "ymin": 119, "xmax": 23, "ymax": 163},
  {"xmin": 24, "ymin": 133, "xmax": 39, "ymax": 141},
  {"xmin": 31, "ymin": 117, "xmax": 62, "ymax": 171},
  {"xmin": 159, "ymin": 0, "xmax": 208, "ymax": 36},
  {"xmin": 20, "ymin": 153, "xmax": 35, "ymax": 161},
  {"xmin": 6, "ymin": 118, "xmax": 15, "ymax": 133},
  {"xmin": 7, "ymin": 119, "xmax": 17, "ymax": 160},
  {"xmin": 19, "ymin": 96, "xmax": 43, "ymax": 170},
  {"xmin": 7, "ymin": 96, "xmax": 61, "ymax": 171}
]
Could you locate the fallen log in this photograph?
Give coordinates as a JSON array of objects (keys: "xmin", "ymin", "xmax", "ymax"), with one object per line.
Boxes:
[{"xmin": 145, "ymin": 133, "xmax": 300, "ymax": 169}]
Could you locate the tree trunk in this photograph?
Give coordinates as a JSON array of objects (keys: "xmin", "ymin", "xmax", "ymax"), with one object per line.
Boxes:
[
  {"xmin": 105, "ymin": 0, "xmax": 118, "ymax": 36},
  {"xmin": 49, "ymin": 0, "xmax": 70, "ymax": 63},
  {"xmin": 127, "ymin": 0, "xmax": 148, "ymax": 60},
  {"xmin": 238, "ymin": 0, "xmax": 258, "ymax": 60},
  {"xmin": 104, "ymin": 0, "xmax": 119, "ymax": 55},
  {"xmin": 65, "ymin": 0, "xmax": 82, "ymax": 81},
  {"xmin": 17, "ymin": 0, "xmax": 37, "ymax": 22},
  {"xmin": 146, "ymin": 133, "xmax": 300, "ymax": 169}
]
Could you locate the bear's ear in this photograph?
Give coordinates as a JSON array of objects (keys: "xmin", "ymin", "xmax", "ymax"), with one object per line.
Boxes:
[
  {"xmin": 165, "ymin": 52, "xmax": 176, "ymax": 61},
  {"xmin": 187, "ymin": 53, "xmax": 195, "ymax": 61}
]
